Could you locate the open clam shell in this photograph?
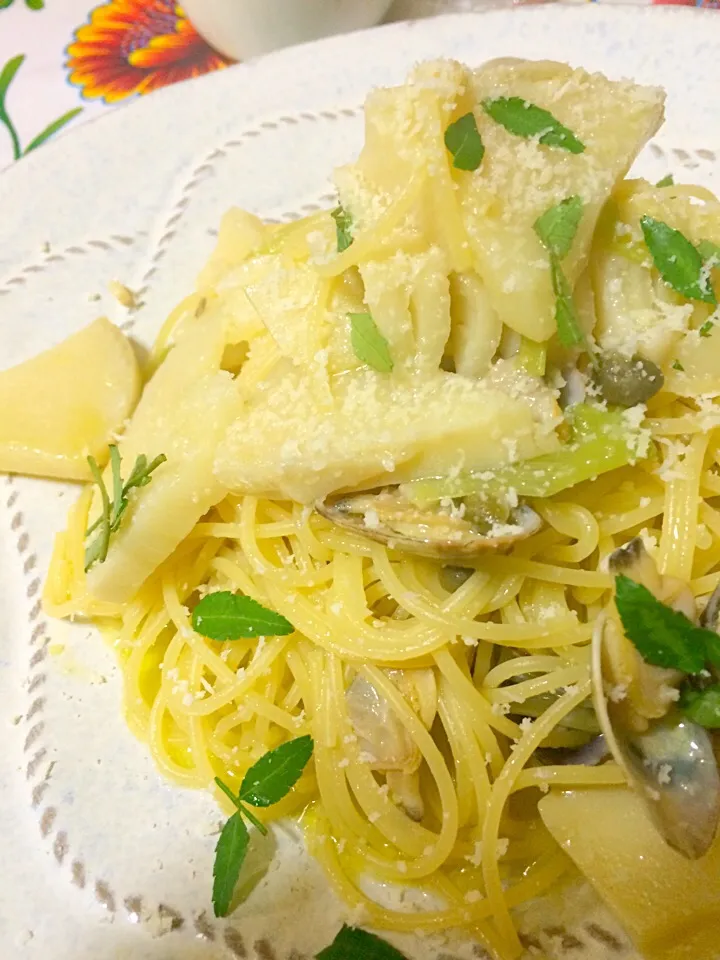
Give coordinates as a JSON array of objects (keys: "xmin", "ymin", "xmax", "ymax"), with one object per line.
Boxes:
[
  {"xmin": 316, "ymin": 489, "xmax": 541, "ymax": 560},
  {"xmin": 592, "ymin": 614, "xmax": 720, "ymax": 859}
]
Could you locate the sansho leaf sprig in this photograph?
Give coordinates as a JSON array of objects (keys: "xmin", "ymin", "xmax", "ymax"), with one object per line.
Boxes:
[
  {"xmin": 85, "ymin": 446, "xmax": 166, "ymax": 570},
  {"xmin": 212, "ymin": 736, "xmax": 314, "ymax": 917}
]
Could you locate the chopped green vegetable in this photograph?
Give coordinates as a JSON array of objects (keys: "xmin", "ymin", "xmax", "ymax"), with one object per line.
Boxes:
[
  {"xmin": 349, "ymin": 311, "xmax": 393, "ymax": 373},
  {"xmin": 534, "ymin": 196, "xmax": 584, "ymax": 260},
  {"xmin": 482, "ymin": 96, "xmax": 585, "ymax": 154},
  {"xmin": 316, "ymin": 926, "xmax": 408, "ymax": 960},
  {"xmin": 515, "ymin": 337, "xmax": 547, "ymax": 377},
  {"xmin": 614, "ymin": 574, "xmax": 719, "ymax": 674},
  {"xmin": 444, "ymin": 111, "xmax": 484, "ymax": 171},
  {"xmin": 212, "ymin": 736, "xmax": 314, "ymax": 917},
  {"xmin": 700, "ymin": 320, "xmax": 715, "ymax": 338},
  {"xmin": 656, "ymin": 174, "xmax": 674, "ymax": 188},
  {"xmin": 212, "ymin": 813, "xmax": 249, "ymax": 919},
  {"xmin": 402, "ymin": 404, "xmax": 644, "ymax": 505},
  {"xmin": 551, "ymin": 256, "xmax": 584, "ymax": 347},
  {"xmin": 640, "ymin": 216, "xmax": 717, "ymax": 304},
  {"xmin": 330, "ymin": 205, "xmax": 353, "ymax": 253},
  {"xmin": 672, "ymin": 359, "xmax": 685, "ymax": 372},
  {"xmin": 192, "ymin": 591, "xmax": 294, "ymax": 641},
  {"xmin": 84, "ymin": 446, "xmax": 166, "ymax": 571},
  {"xmin": 239, "ymin": 734, "xmax": 314, "ymax": 807},
  {"xmin": 680, "ymin": 685, "xmax": 720, "ymax": 729}
]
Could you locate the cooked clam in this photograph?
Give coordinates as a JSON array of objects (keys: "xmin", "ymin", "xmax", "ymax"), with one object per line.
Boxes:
[
  {"xmin": 700, "ymin": 581, "xmax": 720, "ymax": 632},
  {"xmin": 345, "ymin": 668, "xmax": 437, "ymax": 821},
  {"xmin": 592, "ymin": 539, "xmax": 720, "ymax": 859},
  {"xmin": 316, "ymin": 488, "xmax": 541, "ymax": 559}
]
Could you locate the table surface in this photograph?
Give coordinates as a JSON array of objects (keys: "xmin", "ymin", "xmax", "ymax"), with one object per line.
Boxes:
[{"xmin": 0, "ymin": 0, "xmax": 716, "ymax": 171}]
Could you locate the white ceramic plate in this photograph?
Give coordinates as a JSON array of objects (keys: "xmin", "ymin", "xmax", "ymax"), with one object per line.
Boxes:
[{"xmin": 2, "ymin": 7, "xmax": 720, "ymax": 958}]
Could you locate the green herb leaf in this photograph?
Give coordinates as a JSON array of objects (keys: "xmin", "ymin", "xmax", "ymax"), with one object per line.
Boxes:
[
  {"xmin": 24, "ymin": 107, "xmax": 82, "ymax": 155},
  {"xmin": 482, "ymin": 96, "xmax": 585, "ymax": 154},
  {"xmin": 109, "ymin": 444, "xmax": 124, "ymax": 529},
  {"xmin": 316, "ymin": 925, "xmax": 408, "ymax": 960},
  {"xmin": 349, "ymin": 312, "xmax": 393, "ymax": 373},
  {"xmin": 331, "ymin": 205, "xmax": 353, "ymax": 253},
  {"xmin": 444, "ymin": 112, "xmax": 484, "ymax": 171},
  {"xmin": 700, "ymin": 320, "xmax": 715, "ymax": 338},
  {"xmin": 124, "ymin": 452, "xmax": 167, "ymax": 493},
  {"xmin": 192, "ymin": 591, "xmax": 294, "ymax": 641},
  {"xmin": 84, "ymin": 454, "xmax": 112, "ymax": 571},
  {"xmin": 680, "ymin": 684, "xmax": 720, "ymax": 729},
  {"xmin": 640, "ymin": 216, "xmax": 717, "ymax": 304},
  {"xmin": 672, "ymin": 359, "xmax": 685, "ymax": 372},
  {"xmin": 550, "ymin": 256, "xmax": 584, "ymax": 347},
  {"xmin": 534, "ymin": 196, "xmax": 584, "ymax": 260},
  {"xmin": 239, "ymin": 734, "xmax": 314, "ymax": 807},
  {"xmin": 656, "ymin": 174, "xmax": 674, "ymax": 188},
  {"xmin": 212, "ymin": 812, "xmax": 249, "ymax": 918},
  {"xmin": 614, "ymin": 574, "xmax": 711, "ymax": 674},
  {"xmin": 85, "ymin": 447, "xmax": 166, "ymax": 567}
]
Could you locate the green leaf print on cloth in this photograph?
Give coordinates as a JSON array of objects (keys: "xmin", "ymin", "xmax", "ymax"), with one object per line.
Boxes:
[
  {"xmin": 0, "ymin": 55, "xmax": 82, "ymax": 161},
  {"xmin": 0, "ymin": 1, "xmax": 45, "ymax": 9}
]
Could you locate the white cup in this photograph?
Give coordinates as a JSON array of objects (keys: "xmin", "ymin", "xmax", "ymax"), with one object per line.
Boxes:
[{"xmin": 183, "ymin": 0, "xmax": 395, "ymax": 60}]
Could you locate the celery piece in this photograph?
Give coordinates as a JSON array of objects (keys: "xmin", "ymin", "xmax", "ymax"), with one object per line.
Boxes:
[
  {"xmin": 401, "ymin": 404, "xmax": 645, "ymax": 505},
  {"xmin": 515, "ymin": 337, "xmax": 547, "ymax": 377}
]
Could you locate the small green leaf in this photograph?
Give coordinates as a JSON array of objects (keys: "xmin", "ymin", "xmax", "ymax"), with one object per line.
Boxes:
[
  {"xmin": 349, "ymin": 312, "xmax": 393, "ymax": 373},
  {"xmin": 640, "ymin": 216, "xmax": 716, "ymax": 304},
  {"xmin": 212, "ymin": 812, "xmax": 249, "ymax": 917},
  {"xmin": 482, "ymin": 96, "xmax": 585, "ymax": 154},
  {"xmin": 700, "ymin": 320, "xmax": 715, "ymax": 338},
  {"xmin": 550, "ymin": 256, "xmax": 583, "ymax": 347},
  {"xmin": 109, "ymin": 445, "xmax": 124, "ymax": 529},
  {"xmin": 672, "ymin": 359, "xmax": 685, "ymax": 372},
  {"xmin": 192, "ymin": 591, "xmax": 294, "ymax": 641},
  {"xmin": 444, "ymin": 112, "xmax": 484, "ymax": 171},
  {"xmin": 239, "ymin": 734, "xmax": 314, "ymax": 808},
  {"xmin": 123, "ymin": 452, "xmax": 166, "ymax": 492},
  {"xmin": 26, "ymin": 0, "xmax": 45, "ymax": 8},
  {"xmin": 316, "ymin": 926, "xmax": 408, "ymax": 960},
  {"xmin": 534, "ymin": 196, "xmax": 584, "ymax": 260},
  {"xmin": 330, "ymin": 205, "xmax": 353, "ymax": 253},
  {"xmin": 84, "ymin": 455, "xmax": 111, "ymax": 571},
  {"xmin": 680, "ymin": 684, "xmax": 720, "ymax": 729},
  {"xmin": 656, "ymin": 174, "xmax": 674, "ymax": 188},
  {"xmin": 24, "ymin": 107, "xmax": 82, "ymax": 155},
  {"xmin": 614, "ymin": 574, "xmax": 712, "ymax": 674}
]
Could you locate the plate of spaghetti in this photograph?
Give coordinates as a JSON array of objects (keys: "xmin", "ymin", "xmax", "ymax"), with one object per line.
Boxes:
[{"xmin": 2, "ymin": 6, "xmax": 720, "ymax": 960}]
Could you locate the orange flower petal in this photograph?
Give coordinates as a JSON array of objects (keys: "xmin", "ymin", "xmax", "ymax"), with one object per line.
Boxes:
[{"xmin": 66, "ymin": 0, "xmax": 233, "ymax": 105}]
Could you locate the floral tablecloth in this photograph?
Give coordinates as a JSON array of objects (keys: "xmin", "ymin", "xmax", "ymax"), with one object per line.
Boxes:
[{"xmin": 0, "ymin": 0, "xmax": 716, "ymax": 170}]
